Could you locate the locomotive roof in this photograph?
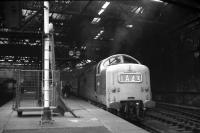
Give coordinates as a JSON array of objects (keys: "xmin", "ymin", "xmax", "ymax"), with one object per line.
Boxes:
[{"xmin": 101, "ymin": 54, "xmax": 141, "ymax": 65}]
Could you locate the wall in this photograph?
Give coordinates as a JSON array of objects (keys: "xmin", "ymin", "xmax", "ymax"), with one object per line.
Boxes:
[{"xmin": 144, "ymin": 30, "xmax": 200, "ymax": 107}]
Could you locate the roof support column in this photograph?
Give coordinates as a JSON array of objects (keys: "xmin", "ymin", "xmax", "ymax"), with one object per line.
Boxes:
[{"xmin": 41, "ymin": 1, "xmax": 52, "ymax": 123}]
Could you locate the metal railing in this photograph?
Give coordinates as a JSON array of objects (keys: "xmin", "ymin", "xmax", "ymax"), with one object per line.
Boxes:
[{"xmin": 13, "ymin": 70, "xmax": 60, "ymax": 115}]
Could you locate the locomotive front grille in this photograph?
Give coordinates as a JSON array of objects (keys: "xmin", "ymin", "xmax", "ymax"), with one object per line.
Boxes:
[{"xmin": 120, "ymin": 100, "xmax": 144, "ymax": 115}]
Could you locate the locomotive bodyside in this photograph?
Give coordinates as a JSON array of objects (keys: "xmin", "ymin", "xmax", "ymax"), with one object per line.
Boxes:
[{"xmin": 79, "ymin": 66, "xmax": 96, "ymax": 101}]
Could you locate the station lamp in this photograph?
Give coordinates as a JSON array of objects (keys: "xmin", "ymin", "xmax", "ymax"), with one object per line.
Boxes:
[
  {"xmin": 151, "ymin": 0, "xmax": 163, "ymax": 2},
  {"xmin": 98, "ymin": 1, "xmax": 110, "ymax": 15}
]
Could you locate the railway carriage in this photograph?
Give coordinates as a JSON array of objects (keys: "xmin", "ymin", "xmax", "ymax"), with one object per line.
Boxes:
[{"xmin": 78, "ymin": 54, "xmax": 155, "ymax": 118}]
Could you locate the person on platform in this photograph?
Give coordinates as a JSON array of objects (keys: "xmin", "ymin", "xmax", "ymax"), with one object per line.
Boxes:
[{"xmin": 62, "ymin": 82, "xmax": 71, "ymax": 98}]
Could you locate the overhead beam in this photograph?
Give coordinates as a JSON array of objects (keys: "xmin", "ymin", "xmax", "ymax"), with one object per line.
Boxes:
[
  {"xmin": 0, "ymin": 31, "xmax": 67, "ymax": 42},
  {"xmin": 22, "ymin": 1, "xmax": 95, "ymax": 17},
  {"xmin": 167, "ymin": 14, "xmax": 200, "ymax": 34},
  {"xmin": 0, "ymin": 31, "xmax": 41, "ymax": 39},
  {"xmin": 163, "ymin": 0, "xmax": 200, "ymax": 11},
  {"xmin": 22, "ymin": 7, "xmax": 95, "ymax": 17},
  {"xmin": 20, "ymin": 8, "xmax": 43, "ymax": 31},
  {"xmin": 0, "ymin": 45, "xmax": 42, "ymax": 56}
]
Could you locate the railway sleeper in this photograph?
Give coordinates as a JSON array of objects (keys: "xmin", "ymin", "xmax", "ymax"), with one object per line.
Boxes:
[{"xmin": 192, "ymin": 128, "xmax": 200, "ymax": 133}]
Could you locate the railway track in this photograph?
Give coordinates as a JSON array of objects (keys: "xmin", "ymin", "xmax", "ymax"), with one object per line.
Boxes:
[
  {"xmin": 84, "ymin": 99, "xmax": 200, "ymax": 133},
  {"xmin": 144, "ymin": 102, "xmax": 200, "ymax": 133},
  {"xmin": 156, "ymin": 102, "xmax": 200, "ymax": 120},
  {"xmin": 87, "ymin": 99, "xmax": 164, "ymax": 133}
]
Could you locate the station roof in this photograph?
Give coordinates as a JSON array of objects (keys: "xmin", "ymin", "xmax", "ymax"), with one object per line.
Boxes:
[{"xmin": 0, "ymin": 0, "xmax": 199, "ymax": 70}]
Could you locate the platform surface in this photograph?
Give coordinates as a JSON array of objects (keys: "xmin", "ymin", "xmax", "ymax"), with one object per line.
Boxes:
[{"xmin": 0, "ymin": 97, "xmax": 149, "ymax": 133}]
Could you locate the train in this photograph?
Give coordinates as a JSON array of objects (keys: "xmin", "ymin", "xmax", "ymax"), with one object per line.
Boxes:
[{"xmin": 68, "ymin": 54, "xmax": 155, "ymax": 119}]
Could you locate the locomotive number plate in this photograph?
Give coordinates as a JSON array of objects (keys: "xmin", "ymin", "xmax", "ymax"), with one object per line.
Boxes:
[{"xmin": 119, "ymin": 73, "xmax": 142, "ymax": 83}]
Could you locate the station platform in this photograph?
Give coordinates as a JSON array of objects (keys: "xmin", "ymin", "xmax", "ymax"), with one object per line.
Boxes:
[{"xmin": 0, "ymin": 97, "xmax": 149, "ymax": 133}]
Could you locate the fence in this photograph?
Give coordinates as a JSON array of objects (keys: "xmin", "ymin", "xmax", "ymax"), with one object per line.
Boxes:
[{"xmin": 13, "ymin": 69, "xmax": 60, "ymax": 116}]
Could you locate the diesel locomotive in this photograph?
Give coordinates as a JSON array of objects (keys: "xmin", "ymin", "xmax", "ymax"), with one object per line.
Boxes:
[{"xmin": 77, "ymin": 54, "xmax": 155, "ymax": 118}]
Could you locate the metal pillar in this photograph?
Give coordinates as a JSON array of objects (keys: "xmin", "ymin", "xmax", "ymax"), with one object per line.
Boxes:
[{"xmin": 41, "ymin": 1, "xmax": 52, "ymax": 123}]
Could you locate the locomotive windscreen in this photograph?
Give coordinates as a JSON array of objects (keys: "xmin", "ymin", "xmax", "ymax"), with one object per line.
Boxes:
[{"xmin": 123, "ymin": 56, "xmax": 139, "ymax": 64}]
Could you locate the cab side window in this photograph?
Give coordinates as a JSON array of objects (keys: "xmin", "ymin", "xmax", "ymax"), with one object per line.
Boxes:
[
  {"xmin": 109, "ymin": 56, "xmax": 121, "ymax": 65},
  {"xmin": 96, "ymin": 62, "xmax": 101, "ymax": 75},
  {"xmin": 103, "ymin": 60, "xmax": 110, "ymax": 67}
]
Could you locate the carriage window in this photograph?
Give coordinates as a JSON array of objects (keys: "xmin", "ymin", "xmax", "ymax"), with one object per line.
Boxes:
[{"xmin": 123, "ymin": 56, "xmax": 138, "ymax": 64}]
